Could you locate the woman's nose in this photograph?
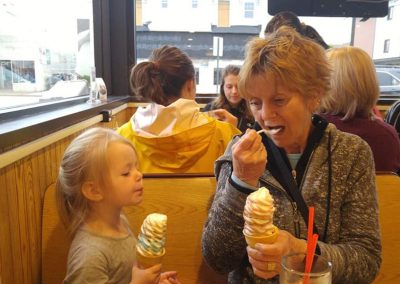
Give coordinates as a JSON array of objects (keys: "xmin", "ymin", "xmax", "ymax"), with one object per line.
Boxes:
[{"xmin": 260, "ymin": 104, "xmax": 276, "ymax": 121}]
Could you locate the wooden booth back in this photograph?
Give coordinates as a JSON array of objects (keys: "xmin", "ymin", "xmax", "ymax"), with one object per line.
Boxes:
[{"xmin": 41, "ymin": 176, "xmax": 227, "ymax": 284}]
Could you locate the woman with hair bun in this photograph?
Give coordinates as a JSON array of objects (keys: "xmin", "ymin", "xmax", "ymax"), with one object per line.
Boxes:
[{"xmin": 118, "ymin": 45, "xmax": 240, "ymax": 174}]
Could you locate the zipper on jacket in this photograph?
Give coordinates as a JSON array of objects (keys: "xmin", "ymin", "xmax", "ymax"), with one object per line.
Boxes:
[
  {"xmin": 292, "ymin": 202, "xmax": 300, "ymax": 237},
  {"xmin": 291, "ymin": 169, "xmax": 297, "ymax": 185},
  {"xmin": 260, "ymin": 177, "xmax": 301, "ymax": 238}
]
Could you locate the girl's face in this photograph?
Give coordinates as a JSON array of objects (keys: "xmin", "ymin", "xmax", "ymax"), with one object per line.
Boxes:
[
  {"xmin": 103, "ymin": 141, "xmax": 143, "ymax": 208},
  {"xmin": 247, "ymin": 73, "xmax": 318, "ymax": 154},
  {"xmin": 223, "ymin": 74, "xmax": 242, "ymax": 107}
]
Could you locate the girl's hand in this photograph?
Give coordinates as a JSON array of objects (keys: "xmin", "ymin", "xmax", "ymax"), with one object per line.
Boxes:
[
  {"xmin": 131, "ymin": 263, "xmax": 162, "ymax": 284},
  {"xmin": 208, "ymin": 109, "xmax": 238, "ymax": 127},
  {"xmin": 232, "ymin": 129, "xmax": 267, "ymax": 186},
  {"xmin": 246, "ymin": 230, "xmax": 307, "ymax": 280},
  {"xmin": 158, "ymin": 271, "xmax": 180, "ymax": 284}
]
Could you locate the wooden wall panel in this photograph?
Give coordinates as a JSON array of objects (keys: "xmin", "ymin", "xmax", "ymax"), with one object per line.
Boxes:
[{"xmin": 0, "ymin": 107, "xmax": 136, "ymax": 284}]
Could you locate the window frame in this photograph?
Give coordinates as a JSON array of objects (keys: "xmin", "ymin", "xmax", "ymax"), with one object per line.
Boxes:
[{"xmin": 0, "ymin": 0, "xmax": 137, "ymax": 152}]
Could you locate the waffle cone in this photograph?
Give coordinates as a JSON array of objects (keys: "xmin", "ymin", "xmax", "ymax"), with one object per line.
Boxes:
[
  {"xmin": 243, "ymin": 225, "xmax": 279, "ymax": 248},
  {"xmin": 136, "ymin": 248, "xmax": 165, "ymax": 269}
]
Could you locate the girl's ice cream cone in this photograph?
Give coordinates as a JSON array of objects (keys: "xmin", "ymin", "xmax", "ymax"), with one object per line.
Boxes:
[
  {"xmin": 136, "ymin": 213, "xmax": 167, "ymax": 268},
  {"xmin": 136, "ymin": 247, "xmax": 166, "ymax": 268}
]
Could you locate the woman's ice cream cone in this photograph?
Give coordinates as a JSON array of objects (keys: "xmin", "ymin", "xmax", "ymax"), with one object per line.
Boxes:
[
  {"xmin": 243, "ymin": 225, "xmax": 279, "ymax": 248},
  {"xmin": 243, "ymin": 187, "xmax": 279, "ymax": 247}
]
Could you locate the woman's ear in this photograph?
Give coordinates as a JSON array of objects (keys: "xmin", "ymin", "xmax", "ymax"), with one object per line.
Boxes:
[
  {"xmin": 309, "ymin": 91, "xmax": 323, "ymax": 112},
  {"xmin": 181, "ymin": 79, "xmax": 196, "ymax": 100},
  {"xmin": 81, "ymin": 181, "xmax": 104, "ymax": 202}
]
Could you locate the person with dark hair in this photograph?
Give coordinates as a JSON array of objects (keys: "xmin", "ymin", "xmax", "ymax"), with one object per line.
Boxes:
[
  {"xmin": 264, "ymin": 11, "xmax": 329, "ymax": 49},
  {"xmin": 203, "ymin": 65, "xmax": 254, "ymax": 132},
  {"xmin": 117, "ymin": 45, "xmax": 240, "ymax": 174}
]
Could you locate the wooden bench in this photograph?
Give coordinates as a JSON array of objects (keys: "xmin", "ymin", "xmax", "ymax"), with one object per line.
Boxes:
[
  {"xmin": 41, "ymin": 176, "xmax": 227, "ymax": 284},
  {"xmin": 42, "ymin": 174, "xmax": 400, "ymax": 284},
  {"xmin": 373, "ymin": 173, "xmax": 400, "ymax": 284}
]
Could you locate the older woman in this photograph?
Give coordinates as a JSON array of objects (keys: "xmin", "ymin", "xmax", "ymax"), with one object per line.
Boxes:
[
  {"xmin": 319, "ymin": 46, "xmax": 400, "ymax": 174},
  {"xmin": 201, "ymin": 27, "xmax": 381, "ymax": 284}
]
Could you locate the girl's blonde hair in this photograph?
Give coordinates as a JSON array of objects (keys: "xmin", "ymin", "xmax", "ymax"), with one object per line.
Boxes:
[
  {"xmin": 238, "ymin": 26, "xmax": 331, "ymax": 102},
  {"xmin": 320, "ymin": 46, "xmax": 379, "ymax": 120},
  {"xmin": 55, "ymin": 127, "xmax": 135, "ymax": 237}
]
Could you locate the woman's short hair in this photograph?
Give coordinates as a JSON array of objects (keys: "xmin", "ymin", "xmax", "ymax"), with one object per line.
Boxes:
[
  {"xmin": 320, "ymin": 46, "xmax": 380, "ymax": 120},
  {"xmin": 129, "ymin": 45, "xmax": 195, "ymax": 106},
  {"xmin": 238, "ymin": 26, "xmax": 331, "ymax": 101},
  {"xmin": 55, "ymin": 127, "xmax": 135, "ymax": 236}
]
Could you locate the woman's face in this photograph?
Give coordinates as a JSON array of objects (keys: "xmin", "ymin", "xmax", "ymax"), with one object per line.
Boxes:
[
  {"xmin": 247, "ymin": 73, "xmax": 318, "ymax": 154},
  {"xmin": 223, "ymin": 74, "xmax": 242, "ymax": 107}
]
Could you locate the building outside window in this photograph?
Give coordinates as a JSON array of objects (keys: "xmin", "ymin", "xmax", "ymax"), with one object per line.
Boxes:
[
  {"xmin": 192, "ymin": 0, "xmax": 198, "ymax": 9},
  {"xmin": 244, "ymin": 2, "xmax": 255, "ymax": 19},
  {"xmin": 161, "ymin": 0, "xmax": 168, "ymax": 8},
  {"xmin": 0, "ymin": 0, "xmax": 94, "ymax": 110},
  {"xmin": 387, "ymin": 6, "xmax": 393, "ymax": 20},
  {"xmin": 213, "ymin": 67, "xmax": 223, "ymax": 85},
  {"xmin": 384, "ymin": 39, "xmax": 390, "ymax": 53}
]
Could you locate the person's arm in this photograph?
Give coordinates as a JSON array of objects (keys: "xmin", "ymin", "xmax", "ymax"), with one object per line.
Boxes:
[
  {"xmin": 201, "ymin": 161, "xmax": 250, "ymax": 273},
  {"xmin": 202, "ymin": 130, "xmax": 267, "ymax": 273},
  {"xmin": 319, "ymin": 140, "xmax": 381, "ymax": 284}
]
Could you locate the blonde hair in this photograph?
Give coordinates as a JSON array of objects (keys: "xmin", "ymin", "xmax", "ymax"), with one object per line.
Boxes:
[
  {"xmin": 55, "ymin": 127, "xmax": 136, "ymax": 237},
  {"xmin": 320, "ymin": 46, "xmax": 379, "ymax": 120},
  {"xmin": 238, "ymin": 27, "xmax": 330, "ymax": 101}
]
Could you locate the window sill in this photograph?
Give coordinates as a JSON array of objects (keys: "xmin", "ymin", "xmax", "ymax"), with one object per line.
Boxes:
[
  {"xmin": 0, "ymin": 94, "xmax": 216, "ymax": 154},
  {"xmin": 0, "ymin": 96, "xmax": 131, "ymax": 153}
]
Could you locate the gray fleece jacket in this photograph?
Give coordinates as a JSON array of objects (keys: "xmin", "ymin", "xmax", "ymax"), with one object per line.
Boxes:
[{"xmin": 201, "ymin": 123, "xmax": 381, "ymax": 284}]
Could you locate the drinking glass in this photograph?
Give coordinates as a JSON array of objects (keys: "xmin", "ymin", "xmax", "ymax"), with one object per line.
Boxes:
[{"xmin": 280, "ymin": 253, "xmax": 332, "ymax": 284}]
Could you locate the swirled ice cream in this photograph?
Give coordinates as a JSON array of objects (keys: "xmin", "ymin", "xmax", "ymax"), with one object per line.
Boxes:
[
  {"xmin": 243, "ymin": 187, "xmax": 278, "ymax": 247},
  {"xmin": 136, "ymin": 213, "xmax": 167, "ymax": 266}
]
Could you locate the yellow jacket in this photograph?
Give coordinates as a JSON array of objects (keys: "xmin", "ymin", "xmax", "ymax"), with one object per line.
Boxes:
[{"xmin": 117, "ymin": 99, "xmax": 241, "ymax": 174}]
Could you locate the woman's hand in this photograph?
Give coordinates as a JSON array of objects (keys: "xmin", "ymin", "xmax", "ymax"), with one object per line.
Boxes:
[
  {"xmin": 232, "ymin": 129, "xmax": 267, "ymax": 186},
  {"xmin": 131, "ymin": 263, "xmax": 162, "ymax": 284},
  {"xmin": 158, "ymin": 271, "xmax": 180, "ymax": 284},
  {"xmin": 246, "ymin": 230, "xmax": 307, "ymax": 280},
  {"xmin": 207, "ymin": 109, "xmax": 238, "ymax": 127}
]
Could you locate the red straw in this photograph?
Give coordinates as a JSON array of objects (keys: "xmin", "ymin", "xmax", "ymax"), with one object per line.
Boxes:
[
  {"xmin": 307, "ymin": 207, "xmax": 314, "ymax": 247},
  {"xmin": 304, "ymin": 206, "xmax": 318, "ymax": 284}
]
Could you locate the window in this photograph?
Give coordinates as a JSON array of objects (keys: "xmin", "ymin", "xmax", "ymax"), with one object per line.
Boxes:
[
  {"xmin": 135, "ymin": 2, "xmax": 357, "ymax": 95},
  {"xmin": 213, "ymin": 68, "xmax": 223, "ymax": 85},
  {"xmin": 195, "ymin": 68, "xmax": 200, "ymax": 85},
  {"xmin": 377, "ymin": 72, "xmax": 394, "ymax": 86},
  {"xmin": 192, "ymin": 0, "xmax": 198, "ymax": 9},
  {"xmin": 0, "ymin": 0, "xmax": 94, "ymax": 111},
  {"xmin": 161, "ymin": 0, "xmax": 168, "ymax": 8},
  {"xmin": 387, "ymin": 6, "xmax": 393, "ymax": 20},
  {"xmin": 244, "ymin": 2, "xmax": 255, "ymax": 18},
  {"xmin": 384, "ymin": 39, "xmax": 390, "ymax": 53}
]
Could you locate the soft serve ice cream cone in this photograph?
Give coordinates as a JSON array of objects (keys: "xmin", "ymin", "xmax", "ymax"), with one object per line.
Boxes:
[
  {"xmin": 243, "ymin": 187, "xmax": 279, "ymax": 248},
  {"xmin": 136, "ymin": 213, "xmax": 167, "ymax": 268}
]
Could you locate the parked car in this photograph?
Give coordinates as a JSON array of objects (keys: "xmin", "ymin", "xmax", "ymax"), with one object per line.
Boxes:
[{"xmin": 375, "ymin": 67, "xmax": 400, "ymax": 104}]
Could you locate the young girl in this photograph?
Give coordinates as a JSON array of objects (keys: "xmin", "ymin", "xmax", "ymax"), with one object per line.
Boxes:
[{"xmin": 56, "ymin": 127, "xmax": 180, "ymax": 284}]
